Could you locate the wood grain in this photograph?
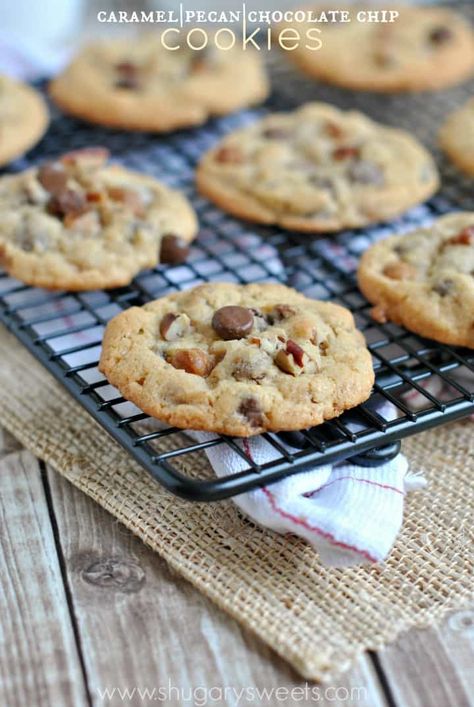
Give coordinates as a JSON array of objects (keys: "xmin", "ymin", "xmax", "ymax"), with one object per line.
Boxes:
[
  {"xmin": 377, "ymin": 610, "xmax": 474, "ymax": 707},
  {"xmin": 45, "ymin": 466, "xmax": 388, "ymax": 707},
  {"xmin": 0, "ymin": 451, "xmax": 88, "ymax": 707}
]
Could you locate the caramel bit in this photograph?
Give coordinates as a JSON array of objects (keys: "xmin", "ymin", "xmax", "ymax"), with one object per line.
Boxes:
[
  {"xmin": 370, "ymin": 305, "xmax": 388, "ymax": 324},
  {"xmin": 47, "ymin": 189, "xmax": 88, "ymax": 221},
  {"xmin": 333, "ymin": 146, "xmax": 360, "ymax": 161},
  {"xmin": 107, "ymin": 187, "xmax": 145, "ymax": 217},
  {"xmin": 325, "ymin": 121, "xmax": 344, "ymax": 139},
  {"xmin": 275, "ymin": 339, "xmax": 305, "ymax": 376},
  {"xmin": 166, "ymin": 348, "xmax": 215, "ymax": 377},
  {"xmin": 448, "ymin": 226, "xmax": 474, "ymax": 246},
  {"xmin": 383, "ymin": 261, "xmax": 418, "ymax": 281},
  {"xmin": 238, "ymin": 397, "xmax": 265, "ymax": 428},
  {"xmin": 215, "ymin": 146, "xmax": 245, "ymax": 165}
]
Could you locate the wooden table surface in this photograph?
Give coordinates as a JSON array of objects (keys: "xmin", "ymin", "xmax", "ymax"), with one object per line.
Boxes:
[{"xmin": 1, "ymin": 425, "xmax": 473, "ymax": 707}]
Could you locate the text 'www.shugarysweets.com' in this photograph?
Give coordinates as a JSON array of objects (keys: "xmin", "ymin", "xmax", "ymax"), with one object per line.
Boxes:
[{"xmin": 97, "ymin": 5, "xmax": 400, "ymax": 52}]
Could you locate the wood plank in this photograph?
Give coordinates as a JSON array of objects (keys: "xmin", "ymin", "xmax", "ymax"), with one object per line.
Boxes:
[
  {"xmin": 0, "ymin": 451, "xmax": 89, "ymax": 707},
  {"xmin": 45, "ymin": 465, "xmax": 388, "ymax": 707},
  {"xmin": 377, "ymin": 609, "xmax": 474, "ymax": 707}
]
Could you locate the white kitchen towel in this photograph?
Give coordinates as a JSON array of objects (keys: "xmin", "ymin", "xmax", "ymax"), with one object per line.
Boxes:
[{"xmin": 191, "ymin": 431, "xmax": 426, "ymax": 567}]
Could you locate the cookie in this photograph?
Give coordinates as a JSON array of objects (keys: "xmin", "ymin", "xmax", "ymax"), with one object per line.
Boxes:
[
  {"xmin": 196, "ymin": 102, "xmax": 439, "ymax": 233},
  {"xmin": 49, "ymin": 35, "xmax": 269, "ymax": 132},
  {"xmin": 357, "ymin": 213, "xmax": 474, "ymax": 348},
  {"xmin": 440, "ymin": 98, "xmax": 474, "ymax": 177},
  {"xmin": 281, "ymin": 6, "xmax": 474, "ymax": 92},
  {"xmin": 99, "ymin": 282, "xmax": 374, "ymax": 437},
  {"xmin": 0, "ymin": 74, "xmax": 49, "ymax": 167},
  {"xmin": 0, "ymin": 147, "xmax": 198, "ymax": 291}
]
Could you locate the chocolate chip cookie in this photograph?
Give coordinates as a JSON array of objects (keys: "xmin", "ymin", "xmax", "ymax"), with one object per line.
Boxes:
[
  {"xmin": 358, "ymin": 213, "xmax": 474, "ymax": 348},
  {"xmin": 0, "ymin": 74, "xmax": 49, "ymax": 167},
  {"xmin": 440, "ymin": 98, "xmax": 474, "ymax": 177},
  {"xmin": 281, "ymin": 5, "xmax": 474, "ymax": 92},
  {"xmin": 49, "ymin": 35, "xmax": 269, "ymax": 132},
  {"xmin": 196, "ymin": 102, "xmax": 439, "ymax": 233},
  {"xmin": 99, "ymin": 282, "xmax": 374, "ymax": 437},
  {"xmin": 0, "ymin": 148, "xmax": 197, "ymax": 291}
]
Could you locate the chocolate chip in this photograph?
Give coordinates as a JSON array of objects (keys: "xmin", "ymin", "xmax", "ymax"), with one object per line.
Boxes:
[
  {"xmin": 47, "ymin": 189, "xmax": 88, "ymax": 219},
  {"xmin": 262, "ymin": 127, "xmax": 290, "ymax": 140},
  {"xmin": 37, "ymin": 162, "xmax": 68, "ymax": 196},
  {"xmin": 333, "ymin": 146, "xmax": 360, "ymax": 161},
  {"xmin": 160, "ymin": 235, "xmax": 190, "ymax": 265},
  {"xmin": 272, "ymin": 304, "xmax": 296, "ymax": 321},
  {"xmin": 433, "ymin": 279, "xmax": 454, "ymax": 297},
  {"xmin": 238, "ymin": 397, "xmax": 265, "ymax": 428},
  {"xmin": 429, "ymin": 27, "xmax": 453, "ymax": 45},
  {"xmin": 348, "ymin": 161, "xmax": 384, "ymax": 186},
  {"xmin": 114, "ymin": 61, "xmax": 140, "ymax": 89},
  {"xmin": 116, "ymin": 60, "xmax": 138, "ymax": 75},
  {"xmin": 212, "ymin": 306, "xmax": 254, "ymax": 340},
  {"xmin": 115, "ymin": 76, "xmax": 140, "ymax": 90}
]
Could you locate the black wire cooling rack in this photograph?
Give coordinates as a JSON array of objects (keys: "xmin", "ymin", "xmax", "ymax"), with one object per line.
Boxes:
[{"xmin": 1, "ymin": 11, "xmax": 473, "ymax": 500}]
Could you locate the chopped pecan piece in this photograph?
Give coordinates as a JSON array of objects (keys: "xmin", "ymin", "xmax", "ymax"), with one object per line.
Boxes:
[
  {"xmin": 166, "ymin": 348, "xmax": 215, "ymax": 376},
  {"xmin": 159, "ymin": 313, "xmax": 191, "ymax": 341},
  {"xmin": 107, "ymin": 187, "xmax": 145, "ymax": 217},
  {"xmin": 448, "ymin": 227, "xmax": 474, "ymax": 246},
  {"xmin": 215, "ymin": 146, "xmax": 245, "ymax": 164},
  {"xmin": 275, "ymin": 339, "xmax": 305, "ymax": 376},
  {"xmin": 333, "ymin": 146, "xmax": 360, "ymax": 161}
]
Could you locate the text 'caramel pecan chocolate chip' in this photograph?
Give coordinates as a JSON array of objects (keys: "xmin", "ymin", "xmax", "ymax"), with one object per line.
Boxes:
[
  {"xmin": 160, "ymin": 234, "xmax": 190, "ymax": 265},
  {"xmin": 212, "ymin": 306, "xmax": 254, "ymax": 340},
  {"xmin": 166, "ymin": 348, "xmax": 215, "ymax": 376},
  {"xmin": 238, "ymin": 397, "xmax": 265, "ymax": 428}
]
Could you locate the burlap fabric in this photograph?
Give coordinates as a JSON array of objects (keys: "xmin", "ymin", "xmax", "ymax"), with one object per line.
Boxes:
[{"xmin": 0, "ymin": 324, "xmax": 472, "ymax": 682}]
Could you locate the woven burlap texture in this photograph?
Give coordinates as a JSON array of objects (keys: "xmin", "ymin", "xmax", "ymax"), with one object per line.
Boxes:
[{"xmin": 0, "ymin": 325, "xmax": 472, "ymax": 682}]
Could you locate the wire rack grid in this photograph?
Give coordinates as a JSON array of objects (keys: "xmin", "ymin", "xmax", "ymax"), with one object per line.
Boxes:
[{"xmin": 0, "ymin": 10, "xmax": 473, "ymax": 500}]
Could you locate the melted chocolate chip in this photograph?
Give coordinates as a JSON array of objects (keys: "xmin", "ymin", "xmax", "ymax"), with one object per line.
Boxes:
[
  {"xmin": 212, "ymin": 306, "xmax": 254, "ymax": 340},
  {"xmin": 433, "ymin": 279, "xmax": 454, "ymax": 297},
  {"xmin": 38, "ymin": 162, "xmax": 68, "ymax": 196},
  {"xmin": 238, "ymin": 397, "xmax": 265, "ymax": 428},
  {"xmin": 160, "ymin": 235, "xmax": 190, "ymax": 265},
  {"xmin": 348, "ymin": 161, "xmax": 384, "ymax": 186},
  {"xmin": 429, "ymin": 27, "xmax": 453, "ymax": 45}
]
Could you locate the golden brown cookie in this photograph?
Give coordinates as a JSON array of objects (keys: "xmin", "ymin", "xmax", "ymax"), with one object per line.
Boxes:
[
  {"xmin": 196, "ymin": 102, "xmax": 439, "ymax": 233},
  {"xmin": 357, "ymin": 212, "xmax": 474, "ymax": 348},
  {"xmin": 99, "ymin": 282, "xmax": 374, "ymax": 437},
  {"xmin": 281, "ymin": 5, "xmax": 474, "ymax": 92},
  {"xmin": 0, "ymin": 74, "xmax": 49, "ymax": 166},
  {"xmin": 440, "ymin": 98, "xmax": 474, "ymax": 177},
  {"xmin": 49, "ymin": 35, "xmax": 269, "ymax": 132},
  {"xmin": 0, "ymin": 148, "xmax": 198, "ymax": 291}
]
